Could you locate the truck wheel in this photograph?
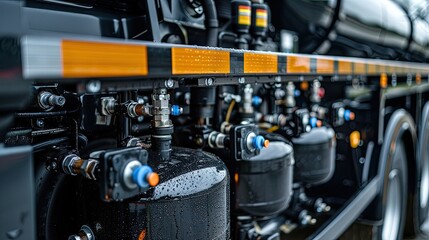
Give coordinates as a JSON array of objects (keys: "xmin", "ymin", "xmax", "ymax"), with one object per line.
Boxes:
[
  {"xmin": 380, "ymin": 140, "xmax": 408, "ymax": 240},
  {"xmin": 415, "ymin": 102, "xmax": 429, "ymax": 233}
]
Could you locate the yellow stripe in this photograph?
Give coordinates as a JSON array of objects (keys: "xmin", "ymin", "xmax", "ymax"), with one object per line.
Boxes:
[
  {"xmin": 256, "ymin": 18, "xmax": 268, "ymax": 25},
  {"xmin": 238, "ymin": 15, "xmax": 251, "ymax": 25},
  {"xmin": 354, "ymin": 62, "xmax": 366, "ymax": 74},
  {"xmin": 256, "ymin": 18, "xmax": 267, "ymax": 27},
  {"xmin": 62, "ymin": 40, "xmax": 148, "ymax": 78},
  {"xmin": 239, "ymin": 9, "xmax": 251, "ymax": 15},
  {"xmin": 338, "ymin": 61, "xmax": 352, "ymax": 74},
  {"xmin": 316, "ymin": 59, "xmax": 334, "ymax": 74},
  {"xmin": 367, "ymin": 64, "xmax": 377, "ymax": 75},
  {"xmin": 287, "ymin": 56, "xmax": 310, "ymax": 73},
  {"xmin": 171, "ymin": 48, "xmax": 230, "ymax": 74},
  {"xmin": 244, "ymin": 52, "xmax": 277, "ymax": 73},
  {"xmin": 256, "ymin": 12, "xmax": 267, "ymax": 18},
  {"xmin": 378, "ymin": 64, "xmax": 386, "ymax": 74},
  {"xmin": 399, "ymin": 66, "xmax": 406, "ymax": 74}
]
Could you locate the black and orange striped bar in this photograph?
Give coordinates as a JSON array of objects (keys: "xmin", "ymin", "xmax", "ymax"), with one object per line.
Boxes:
[{"xmin": 19, "ymin": 36, "xmax": 429, "ymax": 80}]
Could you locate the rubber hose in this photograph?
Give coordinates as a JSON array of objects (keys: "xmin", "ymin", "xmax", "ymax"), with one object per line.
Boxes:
[{"xmin": 201, "ymin": 0, "xmax": 219, "ymax": 47}]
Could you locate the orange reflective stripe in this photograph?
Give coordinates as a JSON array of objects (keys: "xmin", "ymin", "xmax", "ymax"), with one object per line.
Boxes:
[
  {"xmin": 316, "ymin": 59, "xmax": 334, "ymax": 74},
  {"xmin": 338, "ymin": 61, "xmax": 352, "ymax": 74},
  {"xmin": 354, "ymin": 62, "xmax": 365, "ymax": 74},
  {"xmin": 244, "ymin": 52, "xmax": 277, "ymax": 73},
  {"xmin": 287, "ymin": 56, "xmax": 310, "ymax": 73},
  {"xmin": 62, "ymin": 40, "xmax": 148, "ymax": 78},
  {"xmin": 172, "ymin": 48, "xmax": 230, "ymax": 74},
  {"xmin": 367, "ymin": 64, "xmax": 377, "ymax": 74}
]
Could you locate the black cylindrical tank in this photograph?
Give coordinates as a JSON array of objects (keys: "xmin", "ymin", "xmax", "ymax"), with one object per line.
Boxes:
[
  {"xmin": 269, "ymin": 0, "xmax": 429, "ymax": 61},
  {"xmin": 292, "ymin": 127, "xmax": 336, "ymax": 185},
  {"xmin": 129, "ymin": 147, "xmax": 230, "ymax": 239},
  {"xmin": 235, "ymin": 138, "xmax": 294, "ymax": 216}
]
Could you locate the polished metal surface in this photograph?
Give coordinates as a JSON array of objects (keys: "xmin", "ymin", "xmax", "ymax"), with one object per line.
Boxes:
[{"xmin": 382, "ymin": 169, "xmax": 402, "ymax": 240}]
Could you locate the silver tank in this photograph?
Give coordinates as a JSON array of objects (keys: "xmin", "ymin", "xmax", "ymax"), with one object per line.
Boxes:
[{"xmin": 270, "ymin": 0, "xmax": 429, "ymax": 61}]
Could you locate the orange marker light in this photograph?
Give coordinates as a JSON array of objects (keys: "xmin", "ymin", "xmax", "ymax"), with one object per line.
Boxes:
[
  {"xmin": 316, "ymin": 120, "xmax": 323, "ymax": 127},
  {"xmin": 349, "ymin": 112, "xmax": 355, "ymax": 121},
  {"xmin": 416, "ymin": 73, "xmax": 422, "ymax": 85},
  {"xmin": 138, "ymin": 229, "xmax": 146, "ymax": 240},
  {"xmin": 147, "ymin": 172, "xmax": 160, "ymax": 187},
  {"xmin": 350, "ymin": 131, "xmax": 360, "ymax": 149},
  {"xmin": 300, "ymin": 81, "xmax": 309, "ymax": 91},
  {"xmin": 234, "ymin": 173, "xmax": 239, "ymax": 183},
  {"xmin": 263, "ymin": 140, "xmax": 270, "ymax": 148},
  {"xmin": 380, "ymin": 73, "xmax": 388, "ymax": 88}
]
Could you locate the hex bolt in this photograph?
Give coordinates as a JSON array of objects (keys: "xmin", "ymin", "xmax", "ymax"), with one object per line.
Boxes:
[
  {"xmin": 100, "ymin": 97, "xmax": 117, "ymax": 116},
  {"xmin": 407, "ymin": 73, "xmax": 412, "ymax": 86},
  {"xmin": 165, "ymin": 79, "xmax": 175, "ymax": 88},
  {"xmin": 50, "ymin": 161, "xmax": 57, "ymax": 170},
  {"xmin": 195, "ymin": 137, "xmax": 204, "ymax": 146},
  {"xmin": 50, "ymin": 95, "xmax": 65, "ymax": 106},
  {"xmin": 36, "ymin": 119, "xmax": 44, "ymax": 128},
  {"xmin": 86, "ymin": 80, "xmax": 101, "ymax": 93},
  {"xmin": 68, "ymin": 225, "xmax": 95, "ymax": 240},
  {"xmin": 61, "ymin": 154, "xmax": 99, "ymax": 180},
  {"xmin": 205, "ymin": 78, "xmax": 214, "ymax": 86},
  {"xmin": 38, "ymin": 91, "xmax": 66, "ymax": 110}
]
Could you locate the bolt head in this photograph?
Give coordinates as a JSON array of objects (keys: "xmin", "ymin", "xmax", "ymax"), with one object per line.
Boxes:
[
  {"xmin": 165, "ymin": 79, "xmax": 175, "ymax": 88},
  {"xmin": 205, "ymin": 78, "xmax": 213, "ymax": 86},
  {"xmin": 36, "ymin": 119, "xmax": 44, "ymax": 128},
  {"xmin": 196, "ymin": 138, "xmax": 204, "ymax": 146},
  {"xmin": 86, "ymin": 80, "xmax": 101, "ymax": 93}
]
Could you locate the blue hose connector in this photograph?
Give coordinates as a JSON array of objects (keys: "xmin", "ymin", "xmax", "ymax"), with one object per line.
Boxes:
[
  {"xmin": 171, "ymin": 105, "xmax": 182, "ymax": 116},
  {"xmin": 344, "ymin": 109, "xmax": 351, "ymax": 121},
  {"xmin": 252, "ymin": 96, "xmax": 262, "ymax": 107},
  {"xmin": 132, "ymin": 165, "xmax": 153, "ymax": 188},
  {"xmin": 294, "ymin": 89, "xmax": 301, "ymax": 97},
  {"xmin": 310, "ymin": 117, "xmax": 318, "ymax": 128},
  {"xmin": 252, "ymin": 135, "xmax": 265, "ymax": 150}
]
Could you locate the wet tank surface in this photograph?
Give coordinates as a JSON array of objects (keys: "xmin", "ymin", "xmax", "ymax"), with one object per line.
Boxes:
[
  {"xmin": 235, "ymin": 139, "xmax": 294, "ymax": 216},
  {"xmin": 130, "ymin": 147, "xmax": 230, "ymax": 240}
]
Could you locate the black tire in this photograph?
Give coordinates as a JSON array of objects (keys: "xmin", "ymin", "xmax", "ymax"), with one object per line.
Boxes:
[
  {"xmin": 379, "ymin": 140, "xmax": 408, "ymax": 240},
  {"xmin": 409, "ymin": 102, "xmax": 429, "ymax": 236}
]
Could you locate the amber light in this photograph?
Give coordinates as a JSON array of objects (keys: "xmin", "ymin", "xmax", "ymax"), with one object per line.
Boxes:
[
  {"xmin": 380, "ymin": 73, "xmax": 388, "ymax": 88},
  {"xmin": 350, "ymin": 131, "xmax": 360, "ymax": 149}
]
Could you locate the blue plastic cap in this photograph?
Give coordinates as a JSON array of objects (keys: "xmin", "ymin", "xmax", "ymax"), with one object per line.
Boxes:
[
  {"xmin": 132, "ymin": 165, "xmax": 153, "ymax": 188},
  {"xmin": 252, "ymin": 135, "xmax": 265, "ymax": 150},
  {"xmin": 294, "ymin": 90, "xmax": 301, "ymax": 97},
  {"xmin": 344, "ymin": 109, "xmax": 351, "ymax": 121},
  {"xmin": 252, "ymin": 96, "xmax": 262, "ymax": 106},
  {"xmin": 171, "ymin": 105, "xmax": 181, "ymax": 116},
  {"xmin": 310, "ymin": 117, "xmax": 317, "ymax": 128}
]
